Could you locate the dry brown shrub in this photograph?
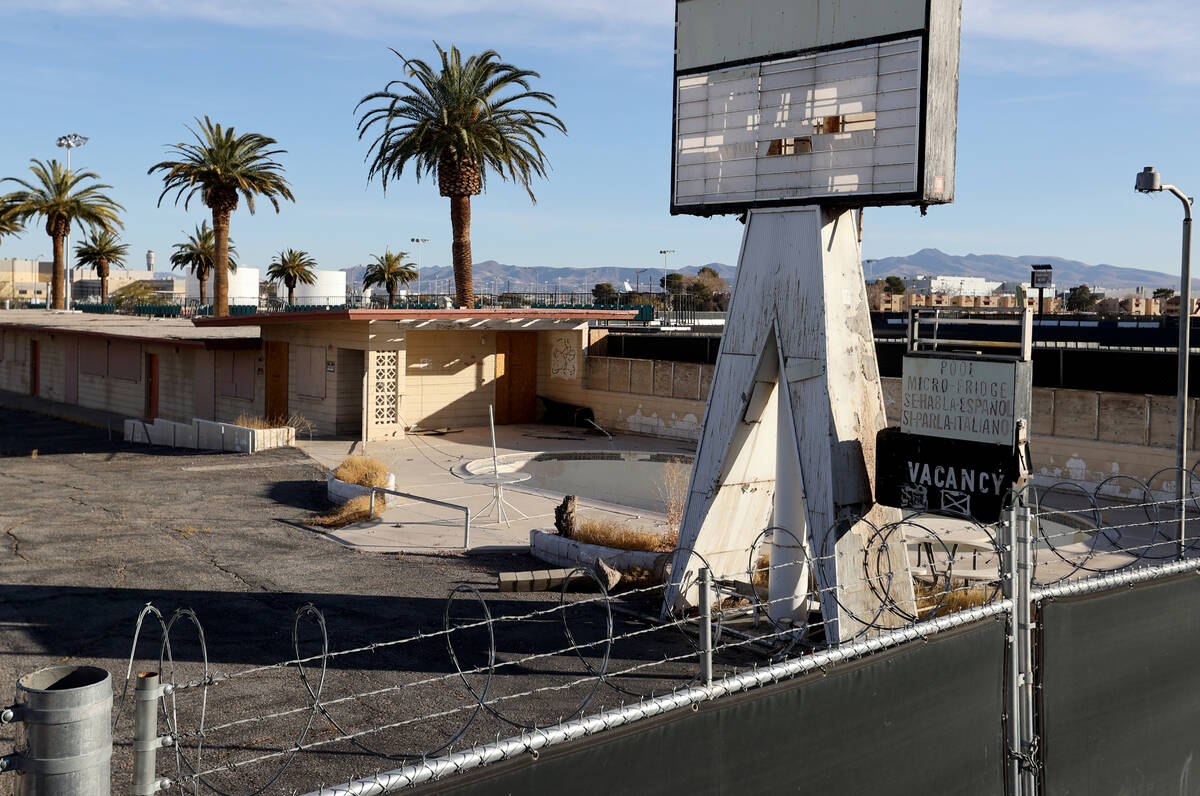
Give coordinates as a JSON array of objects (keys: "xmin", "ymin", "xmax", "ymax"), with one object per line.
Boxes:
[
  {"xmin": 333, "ymin": 455, "xmax": 390, "ymax": 488},
  {"xmin": 913, "ymin": 579, "xmax": 998, "ymax": 619},
  {"xmin": 656, "ymin": 457, "xmax": 690, "ymax": 543},
  {"xmin": 308, "ymin": 495, "xmax": 385, "ymax": 528},
  {"xmin": 751, "ymin": 553, "xmax": 770, "ymax": 589},
  {"xmin": 571, "ymin": 516, "xmax": 675, "ymax": 553},
  {"xmin": 234, "ymin": 413, "xmax": 273, "ymax": 429}
]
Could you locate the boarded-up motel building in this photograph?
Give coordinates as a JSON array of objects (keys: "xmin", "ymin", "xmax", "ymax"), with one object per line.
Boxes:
[{"xmin": 0, "ymin": 309, "xmax": 668, "ymax": 440}]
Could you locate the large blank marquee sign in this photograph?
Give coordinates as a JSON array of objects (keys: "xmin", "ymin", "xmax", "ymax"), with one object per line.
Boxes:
[{"xmin": 672, "ymin": 0, "xmax": 961, "ymax": 214}]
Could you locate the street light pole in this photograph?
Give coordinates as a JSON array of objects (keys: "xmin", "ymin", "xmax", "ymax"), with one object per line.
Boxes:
[
  {"xmin": 56, "ymin": 133, "xmax": 87, "ymax": 310},
  {"xmin": 1136, "ymin": 167, "xmax": 1194, "ymax": 559},
  {"xmin": 410, "ymin": 237, "xmax": 429, "ymax": 297}
]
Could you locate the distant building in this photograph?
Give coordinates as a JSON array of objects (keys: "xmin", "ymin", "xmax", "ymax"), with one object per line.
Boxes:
[
  {"xmin": 146, "ymin": 250, "xmax": 156, "ymax": 271},
  {"xmin": 909, "ymin": 274, "xmax": 1003, "ymax": 296},
  {"xmin": 0, "ymin": 258, "xmax": 53, "ymax": 301}
]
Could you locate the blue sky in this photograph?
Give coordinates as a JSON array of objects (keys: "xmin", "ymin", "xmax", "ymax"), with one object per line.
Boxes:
[{"xmin": 0, "ymin": 0, "xmax": 1197, "ymax": 282}]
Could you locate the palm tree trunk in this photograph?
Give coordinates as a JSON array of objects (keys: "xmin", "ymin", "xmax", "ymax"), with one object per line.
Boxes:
[
  {"xmin": 198, "ymin": 266, "xmax": 208, "ymax": 306},
  {"xmin": 450, "ymin": 195, "xmax": 474, "ymax": 308},
  {"xmin": 288, "ymin": 285, "xmax": 295, "ymax": 305},
  {"xmin": 51, "ymin": 233, "xmax": 65, "ymax": 309},
  {"xmin": 388, "ymin": 286, "xmax": 396, "ymax": 307},
  {"xmin": 101, "ymin": 274, "xmax": 108, "ymax": 304},
  {"xmin": 211, "ymin": 208, "xmax": 232, "ymax": 317}
]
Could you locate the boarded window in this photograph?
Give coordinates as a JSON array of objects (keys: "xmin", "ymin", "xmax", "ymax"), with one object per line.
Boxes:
[
  {"xmin": 766, "ymin": 136, "xmax": 813, "ymax": 156},
  {"xmin": 218, "ymin": 350, "xmax": 255, "ymax": 400},
  {"xmin": 109, "ymin": 340, "xmax": 141, "ymax": 381},
  {"xmin": 295, "ymin": 344, "xmax": 326, "ymax": 399},
  {"xmin": 80, "ymin": 338, "xmax": 107, "ymax": 376}
]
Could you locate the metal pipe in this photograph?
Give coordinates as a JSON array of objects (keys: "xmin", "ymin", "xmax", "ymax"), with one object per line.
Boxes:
[
  {"xmin": 133, "ymin": 672, "xmax": 161, "ymax": 795},
  {"xmin": 303, "ymin": 599, "xmax": 1013, "ymax": 796},
  {"xmin": 699, "ymin": 567, "xmax": 713, "ymax": 687},
  {"xmin": 369, "ymin": 486, "xmax": 471, "ymax": 548}
]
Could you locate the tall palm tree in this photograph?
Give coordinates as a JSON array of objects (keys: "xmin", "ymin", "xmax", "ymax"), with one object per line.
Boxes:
[
  {"xmin": 357, "ymin": 44, "xmax": 565, "ymax": 308},
  {"xmin": 267, "ymin": 248, "xmax": 317, "ymax": 305},
  {"xmin": 148, "ymin": 116, "xmax": 294, "ymax": 317},
  {"xmin": 169, "ymin": 221, "xmax": 238, "ymax": 306},
  {"xmin": 362, "ymin": 249, "xmax": 417, "ymax": 306},
  {"xmin": 1, "ymin": 159, "xmax": 123, "ymax": 309},
  {"xmin": 74, "ymin": 230, "xmax": 129, "ymax": 304}
]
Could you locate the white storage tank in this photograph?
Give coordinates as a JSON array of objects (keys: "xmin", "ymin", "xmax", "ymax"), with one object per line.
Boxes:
[
  {"xmin": 185, "ymin": 267, "xmax": 260, "ymax": 304},
  {"xmin": 293, "ymin": 269, "xmax": 347, "ymax": 304}
]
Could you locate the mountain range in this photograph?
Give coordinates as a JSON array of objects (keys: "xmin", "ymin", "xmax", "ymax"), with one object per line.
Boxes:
[
  {"xmin": 158, "ymin": 250, "xmax": 1182, "ymax": 293},
  {"xmin": 862, "ymin": 249, "xmax": 1184, "ymax": 290},
  {"xmin": 339, "ymin": 260, "xmax": 737, "ymax": 294}
]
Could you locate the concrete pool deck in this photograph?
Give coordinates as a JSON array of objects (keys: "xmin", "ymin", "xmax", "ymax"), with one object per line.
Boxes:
[{"xmin": 299, "ymin": 424, "xmax": 696, "ymax": 553}]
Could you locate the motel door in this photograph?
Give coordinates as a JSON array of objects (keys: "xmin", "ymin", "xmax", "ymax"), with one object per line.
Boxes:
[
  {"xmin": 144, "ymin": 353, "xmax": 159, "ymax": 420},
  {"xmin": 495, "ymin": 332, "xmax": 537, "ymax": 424},
  {"xmin": 29, "ymin": 340, "xmax": 39, "ymax": 396},
  {"xmin": 265, "ymin": 341, "xmax": 289, "ymax": 423},
  {"xmin": 63, "ymin": 337, "xmax": 78, "ymax": 404}
]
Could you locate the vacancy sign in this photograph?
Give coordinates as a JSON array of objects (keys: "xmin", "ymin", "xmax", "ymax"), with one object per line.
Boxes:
[{"xmin": 900, "ymin": 357, "xmax": 1018, "ymax": 447}]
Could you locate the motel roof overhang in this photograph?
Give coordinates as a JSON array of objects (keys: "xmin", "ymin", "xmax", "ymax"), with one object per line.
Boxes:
[
  {"xmin": 192, "ymin": 308, "xmax": 638, "ymax": 331},
  {"xmin": 0, "ymin": 310, "xmax": 260, "ymax": 349}
]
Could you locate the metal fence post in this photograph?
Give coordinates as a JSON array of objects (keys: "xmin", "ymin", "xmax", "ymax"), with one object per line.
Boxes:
[
  {"xmin": 1004, "ymin": 502, "xmax": 1022, "ymax": 795},
  {"xmin": 699, "ymin": 567, "xmax": 713, "ymax": 687},
  {"xmin": 133, "ymin": 672, "xmax": 163, "ymax": 795},
  {"xmin": 1016, "ymin": 500, "xmax": 1039, "ymax": 795}
]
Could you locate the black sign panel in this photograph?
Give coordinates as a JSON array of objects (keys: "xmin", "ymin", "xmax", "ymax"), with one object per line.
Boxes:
[{"xmin": 875, "ymin": 427, "xmax": 1026, "ymax": 523}]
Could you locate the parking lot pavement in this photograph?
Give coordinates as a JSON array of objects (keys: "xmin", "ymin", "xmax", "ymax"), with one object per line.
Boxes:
[{"xmin": 0, "ymin": 408, "xmax": 712, "ymax": 794}]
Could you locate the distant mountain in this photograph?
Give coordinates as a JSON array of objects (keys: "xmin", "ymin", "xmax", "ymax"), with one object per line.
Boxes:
[
  {"xmin": 863, "ymin": 249, "xmax": 1185, "ymax": 290},
  {"xmin": 340, "ymin": 260, "xmax": 737, "ymax": 293}
]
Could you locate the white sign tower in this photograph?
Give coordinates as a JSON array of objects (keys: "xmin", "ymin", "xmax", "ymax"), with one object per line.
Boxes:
[{"xmin": 666, "ymin": 0, "xmax": 963, "ymax": 641}]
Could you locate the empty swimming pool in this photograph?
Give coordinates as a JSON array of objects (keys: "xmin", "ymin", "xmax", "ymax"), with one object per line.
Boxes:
[{"xmin": 461, "ymin": 451, "xmax": 694, "ymax": 511}]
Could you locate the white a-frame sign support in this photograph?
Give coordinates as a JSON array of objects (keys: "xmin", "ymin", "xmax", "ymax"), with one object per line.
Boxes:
[{"xmin": 666, "ymin": 206, "xmax": 913, "ymax": 642}]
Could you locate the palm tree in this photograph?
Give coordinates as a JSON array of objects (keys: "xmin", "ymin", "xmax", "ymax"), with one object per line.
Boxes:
[
  {"xmin": 74, "ymin": 230, "xmax": 129, "ymax": 304},
  {"xmin": 149, "ymin": 116, "xmax": 294, "ymax": 317},
  {"xmin": 362, "ymin": 249, "xmax": 417, "ymax": 306},
  {"xmin": 0, "ymin": 200, "xmax": 23, "ymax": 249},
  {"xmin": 357, "ymin": 44, "xmax": 565, "ymax": 308},
  {"xmin": 1, "ymin": 159, "xmax": 123, "ymax": 309},
  {"xmin": 267, "ymin": 248, "xmax": 317, "ymax": 305},
  {"xmin": 169, "ymin": 221, "xmax": 238, "ymax": 306}
]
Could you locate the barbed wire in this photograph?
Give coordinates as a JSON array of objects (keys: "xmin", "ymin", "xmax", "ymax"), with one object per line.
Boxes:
[{"xmin": 116, "ymin": 478, "xmax": 1200, "ymax": 794}]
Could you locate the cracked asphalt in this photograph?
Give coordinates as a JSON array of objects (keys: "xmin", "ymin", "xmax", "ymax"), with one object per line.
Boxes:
[{"xmin": 0, "ymin": 407, "xmax": 715, "ymax": 794}]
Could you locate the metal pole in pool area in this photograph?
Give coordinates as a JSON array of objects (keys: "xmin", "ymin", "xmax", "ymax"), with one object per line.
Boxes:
[{"xmin": 489, "ymin": 404, "xmax": 499, "ymax": 475}]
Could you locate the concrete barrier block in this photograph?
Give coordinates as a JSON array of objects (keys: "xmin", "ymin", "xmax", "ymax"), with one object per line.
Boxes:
[
  {"xmin": 173, "ymin": 421, "xmax": 197, "ymax": 449},
  {"xmin": 195, "ymin": 419, "xmax": 225, "ymax": 451},
  {"xmin": 221, "ymin": 425, "xmax": 254, "ymax": 453},
  {"xmin": 124, "ymin": 419, "xmax": 151, "ymax": 444},
  {"xmin": 147, "ymin": 419, "xmax": 175, "ymax": 446}
]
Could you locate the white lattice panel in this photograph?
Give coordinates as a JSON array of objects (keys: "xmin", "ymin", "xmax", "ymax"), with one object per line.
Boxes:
[{"xmin": 370, "ymin": 350, "xmax": 399, "ymax": 426}]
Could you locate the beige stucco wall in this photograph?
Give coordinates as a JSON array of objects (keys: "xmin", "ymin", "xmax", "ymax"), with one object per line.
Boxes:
[
  {"xmin": 0, "ymin": 326, "xmax": 261, "ymax": 425},
  {"xmin": 403, "ymin": 329, "xmax": 496, "ymax": 430},
  {"xmin": 261, "ymin": 321, "xmax": 368, "ymax": 436},
  {"xmin": 537, "ymin": 330, "xmax": 711, "ymax": 441}
]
